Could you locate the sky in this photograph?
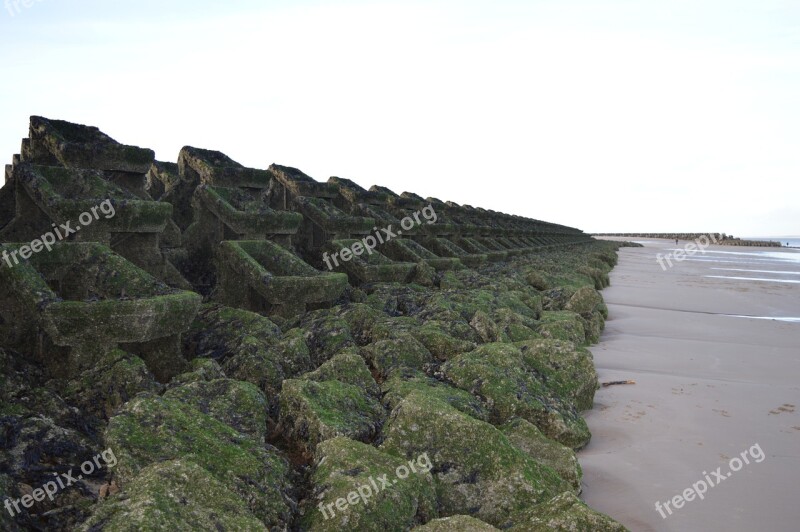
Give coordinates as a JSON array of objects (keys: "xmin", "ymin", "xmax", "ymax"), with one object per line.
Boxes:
[{"xmin": 1, "ymin": 0, "xmax": 798, "ymax": 236}]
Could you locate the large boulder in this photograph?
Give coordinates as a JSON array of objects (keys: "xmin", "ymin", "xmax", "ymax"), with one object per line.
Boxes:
[
  {"xmin": 303, "ymin": 436, "xmax": 437, "ymax": 531},
  {"xmin": 380, "ymin": 391, "xmax": 569, "ymax": 528},
  {"xmin": 302, "ymin": 348, "xmax": 379, "ymax": 396},
  {"xmin": 279, "ymin": 379, "xmax": 385, "ymax": 455},
  {"xmin": 62, "ymin": 349, "xmax": 160, "ymax": 420},
  {"xmin": 536, "ymin": 311, "xmax": 587, "ymax": 345},
  {"xmin": 410, "ymin": 323, "xmax": 476, "ymax": 361},
  {"xmin": 500, "ymin": 418, "xmax": 582, "ymax": 493},
  {"xmin": 442, "ymin": 343, "xmax": 591, "ymax": 449},
  {"xmin": 412, "ymin": 515, "xmax": 499, "ymax": 531},
  {"xmin": 80, "ymin": 460, "xmax": 267, "ymax": 531},
  {"xmin": 104, "ymin": 395, "xmax": 292, "ymax": 528},
  {"xmin": 565, "ymin": 286, "xmax": 606, "ymax": 317},
  {"xmin": 183, "ymin": 305, "xmax": 311, "ymax": 409},
  {"xmin": 360, "ymin": 335, "xmax": 434, "ymax": 377},
  {"xmin": 164, "ymin": 378, "xmax": 269, "ymax": 441},
  {"xmin": 380, "ymin": 368, "xmax": 489, "ymax": 422},
  {"xmin": 296, "ymin": 309, "xmax": 357, "ymax": 365},
  {"xmin": 516, "ymin": 339, "xmax": 598, "ymax": 411},
  {"xmin": 508, "ymin": 491, "xmax": 627, "ymax": 531}
]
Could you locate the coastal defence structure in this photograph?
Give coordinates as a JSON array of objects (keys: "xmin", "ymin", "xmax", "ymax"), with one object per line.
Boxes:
[
  {"xmin": 0, "ymin": 116, "xmax": 592, "ymax": 360},
  {"xmin": 0, "ymin": 117, "xmax": 631, "ymax": 531},
  {"xmin": 593, "ymin": 233, "xmax": 782, "ymax": 247}
]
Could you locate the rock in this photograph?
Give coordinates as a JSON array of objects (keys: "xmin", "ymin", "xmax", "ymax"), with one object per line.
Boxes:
[
  {"xmin": 164, "ymin": 378, "xmax": 269, "ymax": 441},
  {"xmin": 442, "ymin": 343, "xmax": 591, "ymax": 449},
  {"xmin": 581, "ymin": 311, "xmax": 606, "ymax": 344},
  {"xmin": 492, "ymin": 308, "xmax": 542, "ymax": 342},
  {"xmin": 565, "ymin": 286, "xmax": 605, "ymax": 316},
  {"xmin": 410, "ymin": 323, "xmax": 476, "ymax": 361},
  {"xmin": 525, "ymin": 270, "xmax": 550, "ymax": 291},
  {"xmin": 303, "ymin": 436, "xmax": 437, "ymax": 531},
  {"xmin": 516, "ymin": 339, "xmax": 598, "ymax": 411},
  {"xmin": 278, "ymin": 379, "xmax": 385, "ymax": 454},
  {"xmin": 62, "ymin": 349, "xmax": 160, "ymax": 420},
  {"xmin": 500, "ymin": 418, "xmax": 582, "ymax": 493},
  {"xmin": 170, "ymin": 357, "xmax": 227, "ymax": 385},
  {"xmin": 541, "ymin": 288, "xmax": 574, "ymax": 311},
  {"xmin": 369, "ymin": 316, "xmax": 422, "ymax": 341},
  {"xmin": 437, "ymin": 271, "xmax": 465, "ymax": 290},
  {"xmin": 360, "ymin": 335, "xmax": 434, "ymax": 377},
  {"xmin": 183, "ymin": 305, "xmax": 311, "ymax": 407},
  {"xmin": 104, "ymin": 394, "xmax": 292, "ymax": 527},
  {"xmin": 302, "ymin": 348, "xmax": 379, "ymax": 395},
  {"xmin": 411, "ymin": 261, "xmax": 437, "ymax": 287},
  {"xmin": 0, "ymin": 416, "xmax": 102, "ymax": 528},
  {"xmin": 337, "ymin": 303, "xmax": 385, "ymax": 346},
  {"xmin": 412, "ymin": 515, "xmax": 500, "ymax": 531},
  {"xmin": 81, "ymin": 459, "xmax": 268, "ymax": 531},
  {"xmin": 380, "ymin": 391, "xmax": 569, "ymax": 528},
  {"xmin": 469, "ymin": 310, "xmax": 506, "ymax": 343},
  {"xmin": 577, "ymin": 266, "xmax": 609, "ymax": 289},
  {"xmin": 508, "ymin": 491, "xmax": 627, "ymax": 531},
  {"xmin": 380, "ymin": 368, "xmax": 489, "ymax": 422},
  {"xmin": 297, "ymin": 310, "xmax": 357, "ymax": 365},
  {"xmin": 536, "ymin": 311, "xmax": 587, "ymax": 345}
]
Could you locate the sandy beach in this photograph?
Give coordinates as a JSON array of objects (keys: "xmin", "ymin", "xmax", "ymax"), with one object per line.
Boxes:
[{"xmin": 580, "ymin": 239, "xmax": 800, "ymax": 531}]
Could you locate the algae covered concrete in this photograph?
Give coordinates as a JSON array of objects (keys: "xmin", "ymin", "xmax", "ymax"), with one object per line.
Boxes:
[{"xmin": 0, "ymin": 116, "xmax": 631, "ymax": 530}]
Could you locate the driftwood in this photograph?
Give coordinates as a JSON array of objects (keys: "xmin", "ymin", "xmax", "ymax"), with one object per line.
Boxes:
[{"xmin": 601, "ymin": 380, "xmax": 636, "ymax": 387}]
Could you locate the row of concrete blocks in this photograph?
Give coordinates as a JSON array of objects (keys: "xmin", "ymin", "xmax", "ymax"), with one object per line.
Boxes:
[{"xmin": 0, "ymin": 116, "xmax": 593, "ymax": 382}]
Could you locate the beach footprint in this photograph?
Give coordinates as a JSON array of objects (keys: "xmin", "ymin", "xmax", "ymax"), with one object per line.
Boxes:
[{"xmin": 768, "ymin": 403, "xmax": 795, "ymax": 415}]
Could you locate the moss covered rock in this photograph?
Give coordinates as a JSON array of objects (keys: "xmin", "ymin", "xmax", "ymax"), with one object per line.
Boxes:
[
  {"xmin": 164, "ymin": 378, "xmax": 269, "ymax": 441},
  {"xmin": 302, "ymin": 348, "xmax": 379, "ymax": 395},
  {"xmin": 442, "ymin": 343, "xmax": 591, "ymax": 449},
  {"xmin": 380, "ymin": 391, "xmax": 569, "ymax": 528},
  {"xmin": 565, "ymin": 286, "xmax": 605, "ymax": 316},
  {"xmin": 508, "ymin": 491, "xmax": 627, "ymax": 531},
  {"xmin": 410, "ymin": 323, "xmax": 476, "ymax": 361},
  {"xmin": 360, "ymin": 335, "xmax": 434, "ymax": 377},
  {"xmin": 170, "ymin": 357, "xmax": 226, "ymax": 385},
  {"xmin": 104, "ymin": 395, "xmax": 292, "ymax": 527},
  {"xmin": 184, "ymin": 305, "xmax": 282, "ymax": 361},
  {"xmin": 581, "ymin": 311, "xmax": 606, "ymax": 344},
  {"xmin": 541, "ymin": 288, "xmax": 574, "ymax": 312},
  {"xmin": 536, "ymin": 311, "xmax": 587, "ymax": 345},
  {"xmin": 500, "ymin": 418, "xmax": 582, "ymax": 493},
  {"xmin": 381, "ymin": 368, "xmax": 489, "ymax": 422},
  {"xmin": 0, "ymin": 474, "xmax": 22, "ymax": 532},
  {"xmin": 297, "ymin": 310, "xmax": 357, "ymax": 365},
  {"xmin": 516, "ymin": 339, "xmax": 598, "ymax": 411},
  {"xmin": 304, "ymin": 436, "xmax": 437, "ymax": 531},
  {"xmin": 63, "ymin": 348, "xmax": 160, "ymax": 419},
  {"xmin": 524, "ymin": 270, "xmax": 550, "ymax": 291},
  {"xmin": 184, "ymin": 305, "xmax": 311, "ymax": 406},
  {"xmin": 469, "ymin": 310, "xmax": 507, "ymax": 343},
  {"xmin": 279, "ymin": 379, "xmax": 385, "ymax": 454},
  {"xmin": 337, "ymin": 303, "xmax": 385, "ymax": 345},
  {"xmin": 412, "ymin": 515, "xmax": 500, "ymax": 531},
  {"xmin": 80, "ymin": 460, "xmax": 267, "ymax": 531},
  {"xmin": 492, "ymin": 308, "xmax": 542, "ymax": 342}
]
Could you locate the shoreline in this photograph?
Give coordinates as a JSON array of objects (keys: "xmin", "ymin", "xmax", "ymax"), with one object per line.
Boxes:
[{"xmin": 579, "ymin": 238, "xmax": 800, "ymax": 531}]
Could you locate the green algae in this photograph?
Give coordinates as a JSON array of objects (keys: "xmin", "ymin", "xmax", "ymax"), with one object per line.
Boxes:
[{"xmin": 279, "ymin": 379, "xmax": 385, "ymax": 453}]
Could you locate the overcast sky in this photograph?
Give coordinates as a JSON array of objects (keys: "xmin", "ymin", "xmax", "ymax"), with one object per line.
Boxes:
[{"xmin": 1, "ymin": 0, "xmax": 798, "ymax": 236}]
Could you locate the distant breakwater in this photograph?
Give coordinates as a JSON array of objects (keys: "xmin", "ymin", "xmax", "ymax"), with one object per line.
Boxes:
[{"xmin": 593, "ymin": 233, "xmax": 782, "ymax": 247}]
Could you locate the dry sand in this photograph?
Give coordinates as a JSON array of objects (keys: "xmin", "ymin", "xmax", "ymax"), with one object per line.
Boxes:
[{"xmin": 579, "ymin": 238, "xmax": 800, "ymax": 531}]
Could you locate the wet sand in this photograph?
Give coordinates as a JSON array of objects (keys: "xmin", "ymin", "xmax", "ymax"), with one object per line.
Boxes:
[{"xmin": 579, "ymin": 239, "xmax": 800, "ymax": 531}]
